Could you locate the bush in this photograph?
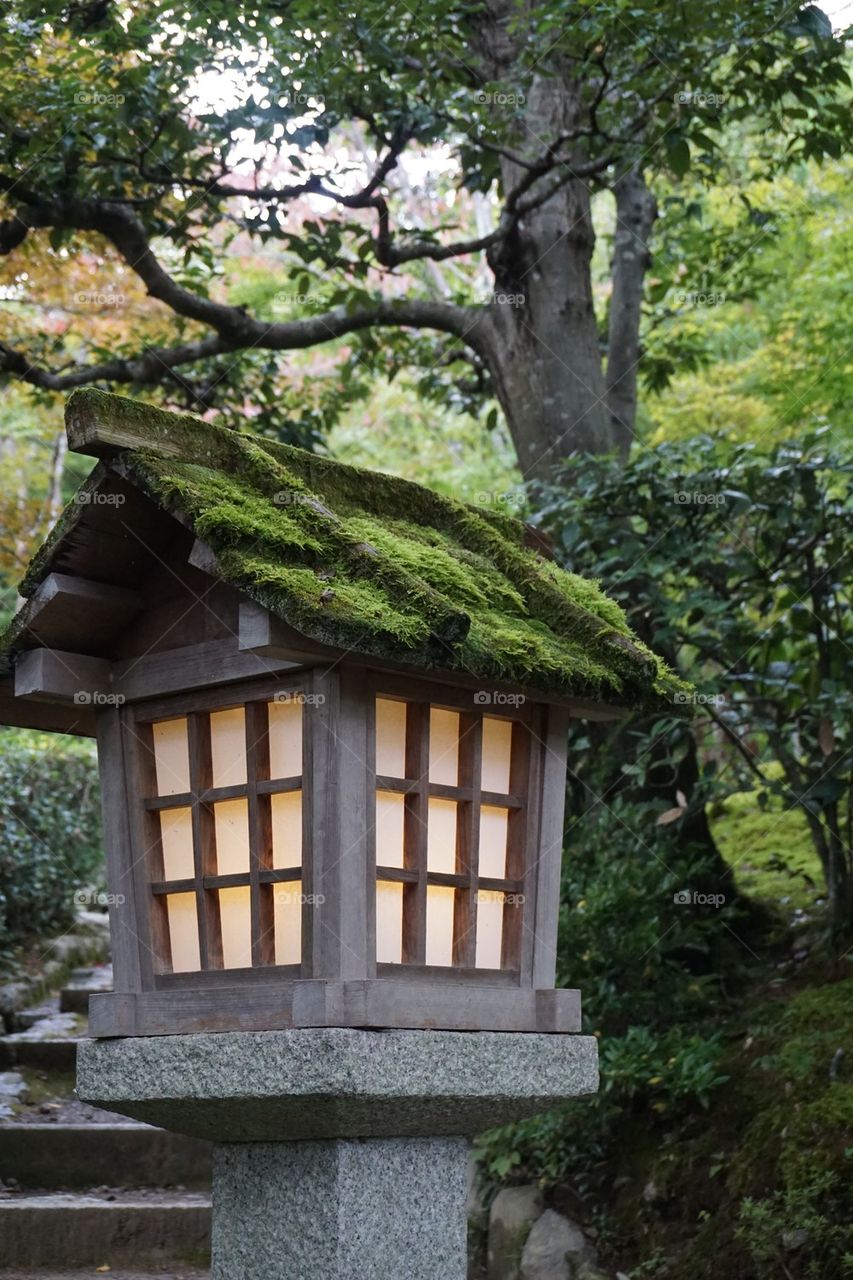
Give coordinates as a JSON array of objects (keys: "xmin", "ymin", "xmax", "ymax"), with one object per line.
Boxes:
[{"xmin": 0, "ymin": 728, "xmax": 103, "ymax": 966}]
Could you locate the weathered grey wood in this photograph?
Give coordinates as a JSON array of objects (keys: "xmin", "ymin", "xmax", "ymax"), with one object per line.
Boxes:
[
  {"xmin": 402, "ymin": 701, "xmax": 429, "ymax": 965},
  {"xmin": 324, "ymin": 670, "xmax": 372, "ymax": 980},
  {"xmin": 15, "ymin": 573, "xmax": 142, "ymax": 652},
  {"xmin": 187, "ymin": 711, "xmax": 222, "ymax": 970},
  {"xmin": 14, "ymin": 648, "xmax": 112, "ymax": 702},
  {"xmin": 238, "ymin": 600, "xmax": 337, "ymax": 664},
  {"xmin": 119, "ymin": 710, "xmax": 166, "ymax": 990},
  {"xmin": 530, "ymin": 705, "xmax": 572, "ymax": 989},
  {"xmin": 95, "ymin": 709, "xmax": 143, "ymax": 993},
  {"xmin": 245, "ymin": 700, "xmax": 275, "ymax": 967},
  {"xmin": 516, "ymin": 708, "xmax": 545, "ymax": 986},
  {"xmin": 88, "ymin": 980, "xmax": 581, "ymax": 1037},
  {"xmin": 129, "ymin": 673, "xmax": 310, "ymax": 723},
  {"xmin": 453, "ymin": 713, "xmax": 481, "ymax": 968},
  {"xmin": 66, "ymin": 396, "xmax": 193, "ymax": 459},
  {"xmin": 187, "ymin": 537, "xmax": 221, "ymax": 576},
  {"xmin": 0, "ymin": 678, "xmax": 97, "ymax": 735},
  {"xmin": 112, "ymin": 639, "xmax": 302, "ymax": 701}
]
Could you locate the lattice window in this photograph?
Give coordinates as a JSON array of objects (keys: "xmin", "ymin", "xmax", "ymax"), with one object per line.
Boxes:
[
  {"xmin": 141, "ymin": 698, "xmax": 304, "ymax": 973},
  {"xmin": 374, "ymin": 697, "xmax": 530, "ymax": 971}
]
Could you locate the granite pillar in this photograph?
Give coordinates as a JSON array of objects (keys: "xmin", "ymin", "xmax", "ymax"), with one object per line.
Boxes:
[{"xmin": 77, "ymin": 1027, "xmax": 598, "ymax": 1278}]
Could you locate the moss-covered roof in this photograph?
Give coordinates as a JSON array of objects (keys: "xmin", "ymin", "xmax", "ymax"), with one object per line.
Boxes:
[{"xmin": 12, "ymin": 389, "xmax": 690, "ymax": 710}]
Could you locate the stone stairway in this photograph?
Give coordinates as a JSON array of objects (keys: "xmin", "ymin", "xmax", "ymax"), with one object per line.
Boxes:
[{"xmin": 0, "ymin": 968, "xmax": 212, "ymax": 1278}]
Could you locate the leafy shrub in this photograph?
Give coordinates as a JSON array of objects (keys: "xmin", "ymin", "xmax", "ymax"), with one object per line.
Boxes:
[{"xmin": 0, "ymin": 728, "xmax": 103, "ymax": 965}]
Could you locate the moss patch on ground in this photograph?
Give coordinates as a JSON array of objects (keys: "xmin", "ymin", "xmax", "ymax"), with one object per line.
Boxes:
[{"xmin": 713, "ymin": 782, "xmax": 824, "ymax": 914}]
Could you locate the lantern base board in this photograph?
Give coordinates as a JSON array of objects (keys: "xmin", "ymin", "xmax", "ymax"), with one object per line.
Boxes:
[
  {"xmin": 87, "ymin": 978, "xmax": 581, "ymax": 1037},
  {"xmin": 211, "ymin": 1136, "xmax": 469, "ymax": 1280},
  {"xmin": 76, "ymin": 1026, "xmax": 599, "ymax": 1142}
]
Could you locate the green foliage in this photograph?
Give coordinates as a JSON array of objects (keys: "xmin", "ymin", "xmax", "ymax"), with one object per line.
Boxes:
[
  {"xmin": 0, "ymin": 0, "xmax": 849, "ymax": 421},
  {"xmin": 0, "ymin": 728, "xmax": 102, "ymax": 964},
  {"xmin": 537, "ymin": 430, "xmax": 853, "ymax": 930},
  {"xmin": 644, "ymin": 160, "xmax": 853, "ymax": 437}
]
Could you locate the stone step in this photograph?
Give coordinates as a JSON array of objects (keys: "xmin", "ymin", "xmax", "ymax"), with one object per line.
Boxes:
[
  {"xmin": 0, "ymin": 1190, "xmax": 211, "ymax": 1268},
  {"xmin": 0, "ymin": 1034, "xmax": 79, "ymax": 1072},
  {"xmin": 59, "ymin": 966, "xmax": 113, "ymax": 1015},
  {"xmin": 0, "ymin": 1123, "xmax": 212, "ymax": 1190},
  {"xmin": 0, "ymin": 1272, "xmax": 209, "ymax": 1279}
]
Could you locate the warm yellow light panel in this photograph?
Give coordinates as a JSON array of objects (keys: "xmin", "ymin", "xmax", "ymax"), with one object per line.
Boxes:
[
  {"xmin": 481, "ymin": 717, "xmax": 513, "ymax": 793},
  {"xmin": 159, "ymin": 807, "xmax": 194, "ymax": 881},
  {"xmin": 268, "ymin": 700, "xmax": 303, "ymax": 778},
  {"xmin": 273, "ymin": 882, "xmax": 303, "ymax": 964},
  {"xmin": 475, "ymin": 890, "xmax": 504, "ymax": 969},
  {"xmin": 429, "ymin": 709, "xmax": 459, "ymax": 785},
  {"xmin": 271, "ymin": 791, "xmax": 303, "ymax": 869},
  {"xmin": 166, "ymin": 893, "xmax": 200, "ymax": 972},
  {"xmin": 376, "ymin": 792, "xmax": 405, "ymax": 868},
  {"xmin": 376, "ymin": 881, "xmax": 403, "ymax": 963},
  {"xmin": 479, "ymin": 806, "xmax": 509, "ymax": 879},
  {"xmin": 218, "ymin": 886, "xmax": 252, "ymax": 969},
  {"xmin": 153, "ymin": 718, "xmax": 190, "ymax": 795},
  {"xmin": 375, "ymin": 698, "xmax": 407, "ymax": 777},
  {"xmin": 427, "ymin": 798, "xmax": 457, "ymax": 873},
  {"xmin": 210, "ymin": 707, "xmax": 247, "ymax": 787},
  {"xmin": 214, "ymin": 799, "xmax": 250, "ymax": 875},
  {"xmin": 425, "ymin": 885, "xmax": 455, "ymax": 966}
]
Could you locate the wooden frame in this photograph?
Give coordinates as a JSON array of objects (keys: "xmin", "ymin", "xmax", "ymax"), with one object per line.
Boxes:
[{"xmin": 88, "ymin": 664, "xmax": 576, "ymax": 1036}]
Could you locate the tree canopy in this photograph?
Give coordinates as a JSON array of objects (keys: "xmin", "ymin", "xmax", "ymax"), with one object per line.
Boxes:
[{"xmin": 1, "ymin": 1, "xmax": 849, "ymax": 472}]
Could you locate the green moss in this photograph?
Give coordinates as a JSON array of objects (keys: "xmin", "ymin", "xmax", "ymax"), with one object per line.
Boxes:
[
  {"xmin": 713, "ymin": 778, "xmax": 823, "ymax": 912},
  {"xmin": 10, "ymin": 388, "xmax": 690, "ymax": 709}
]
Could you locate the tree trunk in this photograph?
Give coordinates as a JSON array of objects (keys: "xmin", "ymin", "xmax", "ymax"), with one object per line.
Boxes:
[
  {"xmin": 476, "ymin": 74, "xmax": 615, "ymax": 479},
  {"xmin": 607, "ymin": 166, "xmax": 657, "ymax": 454}
]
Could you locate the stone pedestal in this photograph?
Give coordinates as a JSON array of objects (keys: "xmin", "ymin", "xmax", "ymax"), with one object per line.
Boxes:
[
  {"xmin": 77, "ymin": 1027, "xmax": 598, "ymax": 1278},
  {"xmin": 212, "ymin": 1137, "xmax": 469, "ymax": 1279}
]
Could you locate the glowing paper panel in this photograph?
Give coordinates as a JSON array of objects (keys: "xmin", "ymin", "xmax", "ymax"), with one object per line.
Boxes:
[
  {"xmin": 219, "ymin": 886, "xmax": 252, "ymax": 969},
  {"xmin": 214, "ymin": 799, "xmax": 250, "ymax": 875},
  {"xmin": 429, "ymin": 709, "xmax": 459, "ymax": 785},
  {"xmin": 153, "ymin": 718, "xmax": 190, "ymax": 795},
  {"xmin": 268, "ymin": 699, "xmax": 302, "ymax": 778},
  {"xmin": 271, "ymin": 791, "xmax": 302, "ymax": 869},
  {"xmin": 427, "ymin": 798, "xmax": 457, "ymax": 873},
  {"xmin": 375, "ymin": 698, "xmax": 407, "ymax": 777},
  {"xmin": 376, "ymin": 792, "xmax": 405, "ymax": 868},
  {"xmin": 425, "ymin": 885, "xmax": 455, "ymax": 966},
  {"xmin": 481, "ymin": 717, "xmax": 513, "ymax": 793},
  {"xmin": 166, "ymin": 893, "xmax": 200, "ymax": 972},
  {"xmin": 479, "ymin": 806, "xmax": 509, "ymax": 879},
  {"xmin": 273, "ymin": 882, "xmax": 303, "ymax": 965},
  {"xmin": 210, "ymin": 707, "xmax": 247, "ymax": 787},
  {"xmin": 159, "ymin": 807, "xmax": 194, "ymax": 881},
  {"xmin": 475, "ymin": 890, "xmax": 504, "ymax": 969},
  {"xmin": 376, "ymin": 881, "xmax": 403, "ymax": 963}
]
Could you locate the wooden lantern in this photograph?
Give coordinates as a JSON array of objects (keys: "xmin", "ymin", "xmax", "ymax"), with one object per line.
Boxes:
[{"xmin": 0, "ymin": 391, "xmax": 682, "ymax": 1037}]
